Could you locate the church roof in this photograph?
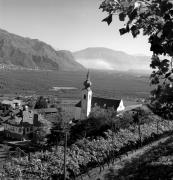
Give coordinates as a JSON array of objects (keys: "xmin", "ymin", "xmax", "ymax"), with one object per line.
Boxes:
[
  {"xmin": 2, "ymin": 117, "xmax": 33, "ymax": 127},
  {"xmin": 75, "ymin": 97, "xmax": 122, "ymax": 109},
  {"xmin": 92, "ymin": 97, "xmax": 121, "ymax": 109}
]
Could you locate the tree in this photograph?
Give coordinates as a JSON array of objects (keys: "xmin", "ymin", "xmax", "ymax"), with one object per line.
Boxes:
[
  {"xmin": 34, "ymin": 96, "xmax": 48, "ymax": 109},
  {"xmin": 99, "ymin": 0, "xmax": 173, "ymax": 118},
  {"xmin": 32, "ymin": 116, "xmax": 52, "ymax": 146},
  {"xmin": 69, "ymin": 107, "xmax": 118, "ymax": 144},
  {"xmin": 46, "ymin": 108, "xmax": 71, "ymax": 147}
]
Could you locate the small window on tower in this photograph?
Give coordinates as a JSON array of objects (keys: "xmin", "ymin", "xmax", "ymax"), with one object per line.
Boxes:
[{"xmin": 84, "ymin": 94, "xmax": 86, "ymax": 99}]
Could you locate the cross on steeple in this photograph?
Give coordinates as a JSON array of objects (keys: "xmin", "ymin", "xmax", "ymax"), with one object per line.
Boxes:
[{"xmin": 86, "ymin": 69, "xmax": 90, "ymax": 80}]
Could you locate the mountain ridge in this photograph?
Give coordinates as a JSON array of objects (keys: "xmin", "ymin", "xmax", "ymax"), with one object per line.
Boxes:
[{"xmin": 0, "ymin": 29, "xmax": 85, "ymax": 71}]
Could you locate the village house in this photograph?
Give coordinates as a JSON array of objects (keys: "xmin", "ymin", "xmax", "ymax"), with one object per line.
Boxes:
[
  {"xmin": 74, "ymin": 72, "xmax": 125, "ymax": 120},
  {"xmin": 3, "ymin": 117, "xmax": 35, "ymax": 140},
  {"xmin": 0, "ymin": 100, "xmax": 23, "ymax": 118},
  {"xmin": 34, "ymin": 108, "xmax": 58, "ymax": 116},
  {"xmin": 2, "ymin": 106, "xmax": 52, "ymax": 141},
  {"xmin": 1, "ymin": 99, "xmax": 23, "ymax": 109}
]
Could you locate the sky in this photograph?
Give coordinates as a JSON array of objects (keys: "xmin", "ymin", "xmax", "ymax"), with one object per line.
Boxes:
[{"xmin": 0, "ymin": 0, "xmax": 152, "ymax": 55}]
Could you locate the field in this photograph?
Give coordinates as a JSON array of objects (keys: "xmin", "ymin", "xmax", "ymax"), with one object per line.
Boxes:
[{"xmin": 0, "ymin": 69, "xmax": 151, "ymax": 101}]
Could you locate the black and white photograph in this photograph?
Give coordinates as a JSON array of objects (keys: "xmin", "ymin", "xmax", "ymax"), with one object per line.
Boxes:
[{"xmin": 0, "ymin": 0, "xmax": 173, "ymax": 179}]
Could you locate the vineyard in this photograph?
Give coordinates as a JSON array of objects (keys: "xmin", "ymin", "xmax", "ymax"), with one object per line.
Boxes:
[
  {"xmin": 1, "ymin": 117, "xmax": 173, "ymax": 180},
  {"xmin": 103, "ymin": 135, "xmax": 173, "ymax": 180}
]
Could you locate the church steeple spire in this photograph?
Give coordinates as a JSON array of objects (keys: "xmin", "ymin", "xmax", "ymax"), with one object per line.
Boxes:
[
  {"xmin": 87, "ymin": 69, "xmax": 90, "ymax": 80},
  {"xmin": 83, "ymin": 70, "xmax": 92, "ymax": 89}
]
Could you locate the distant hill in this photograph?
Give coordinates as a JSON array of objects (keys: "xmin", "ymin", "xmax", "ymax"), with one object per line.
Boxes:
[
  {"xmin": 0, "ymin": 29, "xmax": 85, "ymax": 71},
  {"xmin": 74, "ymin": 47, "xmax": 151, "ymax": 71}
]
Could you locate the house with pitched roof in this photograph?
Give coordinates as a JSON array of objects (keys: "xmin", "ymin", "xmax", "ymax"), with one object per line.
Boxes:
[
  {"xmin": 74, "ymin": 72, "xmax": 125, "ymax": 120},
  {"xmin": 1, "ymin": 99, "xmax": 23, "ymax": 109},
  {"xmin": 3, "ymin": 116, "xmax": 34, "ymax": 140},
  {"xmin": 2, "ymin": 107, "xmax": 51, "ymax": 140}
]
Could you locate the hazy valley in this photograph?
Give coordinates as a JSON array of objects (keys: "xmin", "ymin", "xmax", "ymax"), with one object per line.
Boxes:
[
  {"xmin": 0, "ymin": 29, "xmax": 153, "ymax": 101},
  {"xmin": 74, "ymin": 47, "xmax": 152, "ymax": 72},
  {"xmin": 0, "ymin": 69, "xmax": 151, "ymax": 102}
]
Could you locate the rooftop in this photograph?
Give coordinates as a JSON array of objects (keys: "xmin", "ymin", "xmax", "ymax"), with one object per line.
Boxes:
[
  {"xmin": 75, "ymin": 96, "xmax": 122, "ymax": 109},
  {"xmin": 34, "ymin": 108, "xmax": 58, "ymax": 114}
]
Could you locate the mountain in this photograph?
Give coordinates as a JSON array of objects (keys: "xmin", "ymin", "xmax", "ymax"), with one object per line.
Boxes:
[
  {"xmin": 0, "ymin": 29, "xmax": 85, "ymax": 71},
  {"xmin": 74, "ymin": 47, "xmax": 151, "ymax": 71}
]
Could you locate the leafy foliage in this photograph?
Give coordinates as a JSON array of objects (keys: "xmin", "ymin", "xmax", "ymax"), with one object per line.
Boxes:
[
  {"xmin": 34, "ymin": 96, "xmax": 48, "ymax": 109},
  {"xmin": 46, "ymin": 108, "xmax": 71, "ymax": 146},
  {"xmin": 70, "ymin": 107, "xmax": 117, "ymax": 143},
  {"xmin": 31, "ymin": 116, "xmax": 52, "ymax": 146},
  {"xmin": 99, "ymin": 0, "xmax": 173, "ymax": 118}
]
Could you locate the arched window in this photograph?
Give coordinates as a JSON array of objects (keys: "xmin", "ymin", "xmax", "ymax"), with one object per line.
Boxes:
[{"xmin": 84, "ymin": 94, "xmax": 86, "ymax": 99}]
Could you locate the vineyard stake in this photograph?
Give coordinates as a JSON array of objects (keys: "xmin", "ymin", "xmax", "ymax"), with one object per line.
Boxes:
[{"xmin": 64, "ymin": 132, "xmax": 67, "ymax": 180}]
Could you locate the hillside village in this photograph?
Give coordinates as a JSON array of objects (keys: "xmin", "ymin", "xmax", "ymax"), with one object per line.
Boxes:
[
  {"xmin": 1, "ymin": 86, "xmax": 173, "ymax": 180},
  {"xmin": 0, "ymin": 72, "xmax": 125, "ymax": 143},
  {"xmin": 0, "ymin": 99, "xmax": 56, "ymax": 141},
  {"xmin": 0, "ymin": 97, "xmax": 64, "ymax": 142}
]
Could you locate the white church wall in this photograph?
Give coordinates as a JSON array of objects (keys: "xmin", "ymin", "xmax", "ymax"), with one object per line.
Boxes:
[
  {"xmin": 80, "ymin": 88, "xmax": 92, "ymax": 120},
  {"xmin": 86, "ymin": 90, "xmax": 92, "ymax": 117}
]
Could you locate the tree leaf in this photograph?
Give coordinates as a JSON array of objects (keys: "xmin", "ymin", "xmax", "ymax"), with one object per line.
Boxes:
[
  {"xmin": 119, "ymin": 12, "xmax": 126, "ymax": 21},
  {"xmin": 128, "ymin": 9, "xmax": 138, "ymax": 20},
  {"xmin": 119, "ymin": 28, "xmax": 128, "ymax": 35},
  {"xmin": 165, "ymin": 72, "xmax": 171, "ymax": 79},
  {"xmin": 131, "ymin": 25, "xmax": 140, "ymax": 38},
  {"xmin": 102, "ymin": 14, "xmax": 112, "ymax": 25}
]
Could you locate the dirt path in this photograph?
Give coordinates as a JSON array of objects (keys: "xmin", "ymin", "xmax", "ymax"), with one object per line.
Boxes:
[{"xmin": 77, "ymin": 135, "xmax": 171, "ymax": 180}]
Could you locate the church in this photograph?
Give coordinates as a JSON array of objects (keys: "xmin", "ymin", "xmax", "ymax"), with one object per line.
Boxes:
[{"xmin": 74, "ymin": 72, "xmax": 125, "ymax": 120}]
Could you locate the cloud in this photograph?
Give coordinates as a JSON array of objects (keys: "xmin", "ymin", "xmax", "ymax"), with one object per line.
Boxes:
[{"xmin": 76, "ymin": 58, "xmax": 114, "ymax": 70}]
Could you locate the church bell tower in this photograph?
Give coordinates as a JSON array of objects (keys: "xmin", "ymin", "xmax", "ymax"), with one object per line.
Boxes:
[{"xmin": 80, "ymin": 71, "xmax": 92, "ymax": 120}]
